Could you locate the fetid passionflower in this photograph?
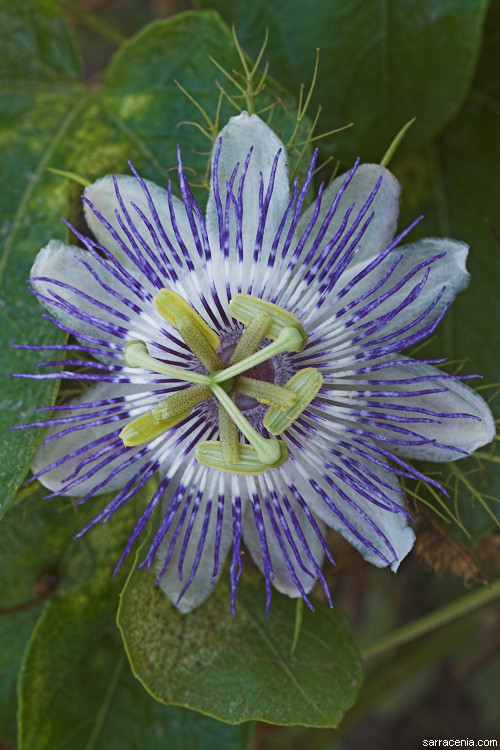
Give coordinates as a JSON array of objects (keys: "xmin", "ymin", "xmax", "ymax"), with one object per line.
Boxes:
[{"xmin": 14, "ymin": 112, "xmax": 494, "ymax": 614}]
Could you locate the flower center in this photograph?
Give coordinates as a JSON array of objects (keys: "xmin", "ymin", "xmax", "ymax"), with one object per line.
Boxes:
[
  {"xmin": 119, "ymin": 291, "xmax": 323, "ymax": 475},
  {"xmin": 218, "ymin": 342, "xmax": 275, "ymax": 412}
]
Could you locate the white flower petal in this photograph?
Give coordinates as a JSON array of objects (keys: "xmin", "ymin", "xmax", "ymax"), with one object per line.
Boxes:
[
  {"xmin": 83, "ymin": 174, "xmax": 197, "ymax": 273},
  {"xmin": 155, "ymin": 467, "xmax": 238, "ymax": 613},
  {"xmin": 356, "ymin": 356, "xmax": 496, "ymax": 462},
  {"xmin": 273, "ymin": 164, "xmax": 401, "ymax": 316},
  {"xmin": 30, "ymin": 239, "xmax": 196, "ymax": 365},
  {"xmin": 295, "ymin": 163, "xmax": 400, "ymax": 267},
  {"xmin": 30, "ymin": 240, "xmax": 141, "ymax": 350},
  {"xmin": 282, "ymin": 424, "xmax": 415, "ymax": 571},
  {"xmin": 241, "ymin": 472, "xmax": 326, "ymax": 600},
  {"xmin": 205, "ymin": 112, "xmax": 290, "ymax": 294},
  {"xmin": 302, "ymin": 237, "xmax": 471, "ymax": 358},
  {"xmin": 31, "ymin": 382, "xmax": 156, "ymax": 496}
]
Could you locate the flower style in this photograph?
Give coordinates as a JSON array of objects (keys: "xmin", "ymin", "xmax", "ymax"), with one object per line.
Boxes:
[{"xmin": 16, "ymin": 112, "xmax": 494, "ymax": 615}]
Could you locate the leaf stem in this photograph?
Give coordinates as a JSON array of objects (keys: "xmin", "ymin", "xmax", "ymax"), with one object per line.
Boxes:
[
  {"xmin": 290, "ymin": 597, "xmax": 304, "ymax": 655},
  {"xmin": 361, "ymin": 578, "xmax": 500, "ymax": 661}
]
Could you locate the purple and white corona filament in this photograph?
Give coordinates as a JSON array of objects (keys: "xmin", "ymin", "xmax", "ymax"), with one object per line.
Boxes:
[{"xmin": 15, "ymin": 112, "xmax": 494, "ymax": 614}]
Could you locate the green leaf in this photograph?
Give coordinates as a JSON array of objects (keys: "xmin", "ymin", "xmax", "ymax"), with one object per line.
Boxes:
[
  {"xmin": 0, "ymin": 610, "xmax": 39, "ymax": 746},
  {"xmin": 0, "ymin": 484, "xmax": 95, "ymax": 744},
  {"xmin": 0, "ymin": 0, "xmax": 87, "ymax": 517},
  {"xmin": 100, "ymin": 10, "xmax": 306, "ymax": 197},
  {"xmin": 118, "ymin": 568, "xmax": 363, "ymax": 728},
  {"xmin": 195, "ymin": 0, "xmax": 490, "ymax": 160},
  {"xmin": 18, "ymin": 488, "xmax": 254, "ymax": 750}
]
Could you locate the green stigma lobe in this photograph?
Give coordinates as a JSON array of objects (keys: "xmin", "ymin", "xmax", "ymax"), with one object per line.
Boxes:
[
  {"xmin": 196, "ymin": 441, "xmax": 289, "ymax": 475},
  {"xmin": 229, "ymin": 293, "xmax": 307, "ymax": 351},
  {"xmin": 120, "ymin": 409, "xmax": 190, "ymax": 446},
  {"xmin": 124, "ymin": 340, "xmax": 211, "ymax": 386},
  {"xmin": 264, "ymin": 368, "xmax": 323, "ymax": 435}
]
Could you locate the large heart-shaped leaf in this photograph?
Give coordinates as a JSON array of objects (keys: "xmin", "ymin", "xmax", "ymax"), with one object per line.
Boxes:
[{"xmin": 118, "ymin": 568, "xmax": 363, "ymax": 728}]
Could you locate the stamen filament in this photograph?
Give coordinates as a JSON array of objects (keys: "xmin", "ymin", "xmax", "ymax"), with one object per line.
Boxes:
[
  {"xmin": 211, "ymin": 384, "xmax": 282, "ymax": 465},
  {"xmin": 174, "ymin": 312, "xmax": 224, "ymax": 372},
  {"xmin": 124, "ymin": 340, "xmax": 211, "ymax": 386},
  {"xmin": 235, "ymin": 376, "xmax": 298, "ymax": 409},
  {"xmin": 218, "ymin": 402, "xmax": 240, "ymax": 464},
  {"xmin": 154, "ymin": 289, "xmax": 220, "ymax": 349},
  {"xmin": 152, "ymin": 384, "xmax": 212, "ymax": 423},
  {"xmin": 229, "ymin": 312, "xmax": 271, "ymax": 365},
  {"xmin": 210, "ymin": 327, "xmax": 305, "ymax": 384},
  {"xmin": 154, "ymin": 290, "xmax": 223, "ymax": 372}
]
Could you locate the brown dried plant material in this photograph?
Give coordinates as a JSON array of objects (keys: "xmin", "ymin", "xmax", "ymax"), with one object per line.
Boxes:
[{"xmin": 412, "ymin": 511, "xmax": 488, "ymax": 586}]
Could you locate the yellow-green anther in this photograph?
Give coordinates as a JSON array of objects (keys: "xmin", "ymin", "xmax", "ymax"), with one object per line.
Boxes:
[
  {"xmin": 210, "ymin": 326, "xmax": 305, "ymax": 385},
  {"xmin": 264, "ymin": 368, "xmax": 323, "ymax": 435},
  {"xmin": 210, "ymin": 383, "xmax": 282, "ymax": 465},
  {"xmin": 174, "ymin": 311, "xmax": 224, "ymax": 372},
  {"xmin": 229, "ymin": 311, "xmax": 272, "ymax": 365},
  {"xmin": 196, "ymin": 440, "xmax": 289, "ymax": 475},
  {"xmin": 235, "ymin": 376, "xmax": 298, "ymax": 409},
  {"xmin": 229, "ymin": 294, "xmax": 307, "ymax": 350},
  {"xmin": 154, "ymin": 289, "xmax": 221, "ymax": 350},
  {"xmin": 124, "ymin": 340, "xmax": 211, "ymax": 386},
  {"xmin": 151, "ymin": 384, "xmax": 212, "ymax": 423},
  {"xmin": 218, "ymin": 402, "xmax": 240, "ymax": 464},
  {"xmin": 120, "ymin": 409, "xmax": 190, "ymax": 447}
]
